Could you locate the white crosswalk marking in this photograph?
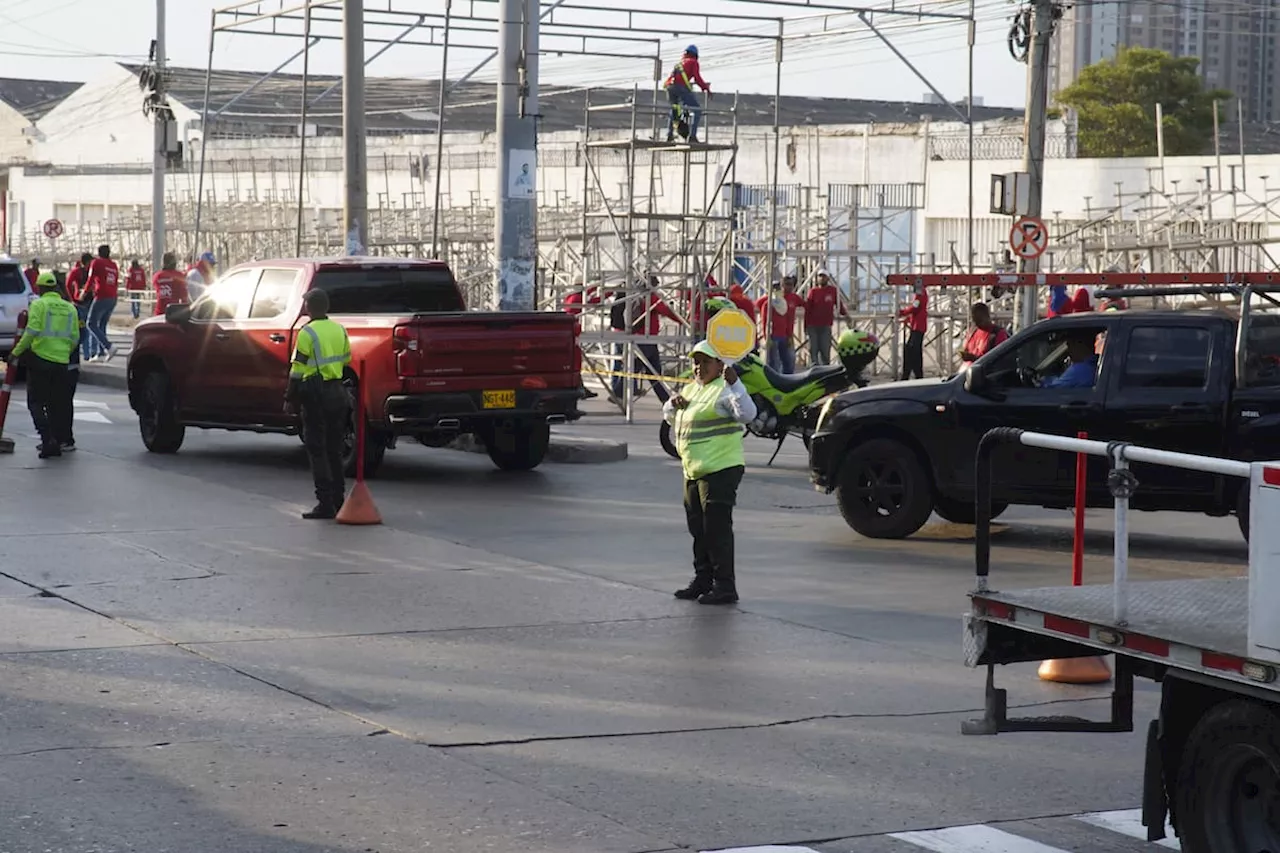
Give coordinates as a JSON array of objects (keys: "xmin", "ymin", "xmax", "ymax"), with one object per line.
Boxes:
[
  {"xmin": 74, "ymin": 400, "xmax": 108, "ymax": 409},
  {"xmin": 74, "ymin": 411, "xmax": 110, "ymax": 423},
  {"xmin": 74, "ymin": 399, "xmax": 112, "ymax": 423},
  {"xmin": 1074, "ymin": 809, "xmax": 1179, "ymax": 849},
  {"xmin": 889, "ymin": 825, "xmax": 1068, "ymax": 852}
]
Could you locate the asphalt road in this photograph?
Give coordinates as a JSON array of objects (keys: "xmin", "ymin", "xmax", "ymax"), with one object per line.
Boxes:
[{"xmin": 0, "ymin": 383, "xmax": 1246, "ymax": 853}]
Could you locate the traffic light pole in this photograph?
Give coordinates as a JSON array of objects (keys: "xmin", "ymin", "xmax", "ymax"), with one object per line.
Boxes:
[{"xmin": 1016, "ymin": 0, "xmax": 1056, "ymax": 329}]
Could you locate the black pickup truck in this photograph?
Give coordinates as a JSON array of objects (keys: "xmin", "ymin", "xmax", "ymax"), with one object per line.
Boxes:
[{"xmin": 808, "ymin": 287, "xmax": 1280, "ymax": 540}]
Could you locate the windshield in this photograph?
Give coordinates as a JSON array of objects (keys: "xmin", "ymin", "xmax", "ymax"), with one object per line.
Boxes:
[
  {"xmin": 0, "ymin": 264, "xmax": 27, "ymax": 295},
  {"xmin": 311, "ymin": 266, "xmax": 464, "ymax": 314}
]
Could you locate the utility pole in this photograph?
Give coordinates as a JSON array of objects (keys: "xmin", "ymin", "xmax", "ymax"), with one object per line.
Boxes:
[
  {"xmin": 1017, "ymin": 0, "xmax": 1057, "ymax": 329},
  {"xmin": 493, "ymin": 0, "xmax": 538, "ymax": 310},
  {"xmin": 150, "ymin": 0, "xmax": 167, "ymax": 274},
  {"xmin": 342, "ymin": 0, "xmax": 368, "ymax": 255}
]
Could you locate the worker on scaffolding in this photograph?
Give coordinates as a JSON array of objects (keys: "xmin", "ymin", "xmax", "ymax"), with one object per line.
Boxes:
[{"xmin": 664, "ymin": 45, "xmax": 711, "ymax": 144}]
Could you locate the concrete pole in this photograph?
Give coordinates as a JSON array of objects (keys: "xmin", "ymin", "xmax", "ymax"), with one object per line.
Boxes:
[
  {"xmin": 342, "ymin": 0, "xmax": 368, "ymax": 255},
  {"xmin": 1017, "ymin": 0, "xmax": 1055, "ymax": 329},
  {"xmin": 493, "ymin": 0, "xmax": 539, "ymax": 310},
  {"xmin": 151, "ymin": 0, "xmax": 167, "ymax": 274}
]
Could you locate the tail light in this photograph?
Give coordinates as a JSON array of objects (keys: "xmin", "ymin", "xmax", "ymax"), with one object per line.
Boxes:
[{"xmin": 392, "ymin": 324, "xmax": 422, "ymax": 376}]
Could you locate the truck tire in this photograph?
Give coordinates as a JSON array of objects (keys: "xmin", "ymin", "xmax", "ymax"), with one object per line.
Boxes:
[
  {"xmin": 485, "ymin": 420, "xmax": 551, "ymax": 471},
  {"xmin": 835, "ymin": 438, "xmax": 933, "ymax": 539},
  {"xmin": 1174, "ymin": 699, "xmax": 1280, "ymax": 853},
  {"xmin": 933, "ymin": 494, "xmax": 1008, "ymax": 525},
  {"xmin": 338, "ymin": 376, "xmax": 385, "ymax": 479},
  {"xmin": 137, "ymin": 370, "xmax": 184, "ymax": 454},
  {"xmin": 659, "ymin": 421, "xmax": 679, "ymax": 459}
]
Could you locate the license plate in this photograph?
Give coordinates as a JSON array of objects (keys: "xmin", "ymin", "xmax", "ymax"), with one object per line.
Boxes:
[{"xmin": 482, "ymin": 390, "xmax": 516, "ymax": 409}]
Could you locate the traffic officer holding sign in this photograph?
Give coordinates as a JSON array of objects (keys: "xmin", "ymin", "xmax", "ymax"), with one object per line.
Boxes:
[
  {"xmin": 663, "ymin": 329, "xmax": 758, "ymax": 605},
  {"xmin": 285, "ymin": 289, "xmax": 352, "ymax": 519},
  {"xmin": 8, "ymin": 272, "xmax": 78, "ymax": 458}
]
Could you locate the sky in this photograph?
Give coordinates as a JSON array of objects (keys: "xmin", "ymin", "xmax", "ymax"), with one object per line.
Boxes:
[{"xmin": 0, "ymin": 0, "xmax": 1029, "ymax": 109}]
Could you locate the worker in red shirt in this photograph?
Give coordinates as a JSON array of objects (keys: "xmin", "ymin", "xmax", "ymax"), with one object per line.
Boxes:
[
  {"xmin": 803, "ymin": 270, "xmax": 846, "ymax": 365},
  {"xmin": 614, "ymin": 276, "xmax": 680, "ymax": 403},
  {"xmin": 728, "ymin": 284, "xmax": 755, "ymax": 321},
  {"xmin": 23, "ymin": 258, "xmax": 39, "ymax": 288},
  {"xmin": 126, "ymin": 259, "xmax": 147, "ymax": 319},
  {"xmin": 664, "ymin": 45, "xmax": 711, "ymax": 143},
  {"xmin": 563, "ymin": 281, "xmax": 601, "ymax": 315},
  {"xmin": 691, "ymin": 274, "xmax": 726, "ymax": 330},
  {"xmin": 152, "ymin": 251, "xmax": 188, "ymax": 316},
  {"xmin": 65, "ymin": 252, "xmax": 93, "ymax": 358},
  {"xmin": 83, "ymin": 244, "xmax": 120, "ymax": 362},
  {"xmin": 898, "ymin": 281, "xmax": 928, "ymax": 380},
  {"xmin": 960, "ymin": 302, "xmax": 1009, "ymax": 367},
  {"xmin": 756, "ymin": 276, "xmax": 804, "ymax": 373}
]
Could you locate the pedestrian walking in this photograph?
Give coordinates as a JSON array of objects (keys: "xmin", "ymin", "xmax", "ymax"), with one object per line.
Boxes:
[
  {"xmin": 612, "ymin": 276, "xmax": 677, "ymax": 403},
  {"xmin": 803, "ymin": 270, "xmax": 846, "ymax": 365},
  {"xmin": 664, "ymin": 340, "xmax": 758, "ymax": 605},
  {"xmin": 126, "ymin": 259, "xmax": 147, "ymax": 319},
  {"xmin": 84, "ymin": 244, "xmax": 120, "ymax": 362},
  {"xmin": 7, "ymin": 271, "xmax": 78, "ymax": 458},
  {"xmin": 898, "ymin": 281, "xmax": 928, "ymax": 380},
  {"xmin": 152, "ymin": 252, "xmax": 189, "ymax": 316},
  {"xmin": 284, "ymin": 289, "xmax": 352, "ymax": 520}
]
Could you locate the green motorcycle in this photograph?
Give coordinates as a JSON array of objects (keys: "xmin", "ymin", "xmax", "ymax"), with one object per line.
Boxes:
[{"xmin": 659, "ymin": 324, "xmax": 880, "ymax": 465}]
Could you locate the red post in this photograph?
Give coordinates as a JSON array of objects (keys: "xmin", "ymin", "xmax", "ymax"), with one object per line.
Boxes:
[
  {"xmin": 354, "ymin": 358, "xmax": 366, "ymax": 483},
  {"xmin": 1072, "ymin": 430, "xmax": 1088, "ymax": 586}
]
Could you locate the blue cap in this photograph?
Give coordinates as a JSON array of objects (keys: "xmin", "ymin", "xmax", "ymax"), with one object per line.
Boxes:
[
  {"xmin": 685, "ymin": 44, "xmax": 698, "ymax": 56},
  {"xmin": 199, "ymin": 251, "xmax": 216, "ymax": 264}
]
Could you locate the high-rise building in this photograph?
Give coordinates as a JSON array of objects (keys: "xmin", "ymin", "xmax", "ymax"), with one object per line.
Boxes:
[{"xmin": 1051, "ymin": 0, "xmax": 1280, "ymax": 122}]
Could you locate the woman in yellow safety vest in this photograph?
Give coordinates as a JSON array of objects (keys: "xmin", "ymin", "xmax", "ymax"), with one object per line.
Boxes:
[{"xmin": 663, "ymin": 339, "xmax": 757, "ymax": 604}]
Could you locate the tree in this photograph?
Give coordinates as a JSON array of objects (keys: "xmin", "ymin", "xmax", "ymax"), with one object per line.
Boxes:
[{"xmin": 1056, "ymin": 47, "xmax": 1231, "ymax": 158}]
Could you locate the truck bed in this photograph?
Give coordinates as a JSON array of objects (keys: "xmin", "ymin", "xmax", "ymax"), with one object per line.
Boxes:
[{"xmin": 975, "ymin": 578, "xmax": 1247, "ymax": 658}]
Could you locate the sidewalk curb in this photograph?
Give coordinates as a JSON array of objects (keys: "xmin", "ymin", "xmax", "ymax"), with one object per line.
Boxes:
[
  {"xmin": 448, "ymin": 433, "xmax": 628, "ymax": 464},
  {"xmin": 78, "ymin": 365, "xmax": 129, "ymax": 391}
]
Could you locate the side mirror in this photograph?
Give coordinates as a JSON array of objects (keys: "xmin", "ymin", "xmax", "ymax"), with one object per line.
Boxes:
[
  {"xmin": 964, "ymin": 364, "xmax": 1005, "ymax": 400},
  {"xmin": 165, "ymin": 304, "xmax": 192, "ymax": 324}
]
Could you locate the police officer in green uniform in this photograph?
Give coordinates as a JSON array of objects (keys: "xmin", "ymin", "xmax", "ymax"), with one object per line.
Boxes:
[
  {"xmin": 8, "ymin": 271, "xmax": 78, "ymax": 458},
  {"xmin": 285, "ymin": 289, "xmax": 352, "ymax": 519},
  {"xmin": 663, "ymin": 340, "xmax": 758, "ymax": 604}
]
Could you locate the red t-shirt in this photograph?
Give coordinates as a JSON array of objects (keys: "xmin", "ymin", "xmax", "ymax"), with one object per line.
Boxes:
[
  {"xmin": 66, "ymin": 265, "xmax": 87, "ymax": 302},
  {"xmin": 804, "ymin": 284, "xmax": 844, "ymax": 328},
  {"xmin": 756, "ymin": 291, "xmax": 804, "ymax": 339},
  {"xmin": 631, "ymin": 293, "xmax": 679, "ymax": 336},
  {"xmin": 729, "ymin": 291, "xmax": 756, "ymax": 321},
  {"xmin": 127, "ymin": 267, "xmax": 147, "ymax": 292},
  {"xmin": 899, "ymin": 290, "xmax": 929, "ymax": 333},
  {"xmin": 963, "ymin": 326, "xmax": 1009, "ymax": 360},
  {"xmin": 86, "ymin": 257, "xmax": 120, "ymax": 301},
  {"xmin": 23, "ymin": 268, "xmax": 37, "ymax": 287},
  {"xmin": 152, "ymin": 269, "xmax": 189, "ymax": 315},
  {"xmin": 665, "ymin": 56, "xmax": 710, "ymax": 91}
]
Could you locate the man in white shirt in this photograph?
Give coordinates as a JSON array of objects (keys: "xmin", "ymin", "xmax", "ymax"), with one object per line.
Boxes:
[{"xmin": 663, "ymin": 340, "xmax": 757, "ymax": 604}]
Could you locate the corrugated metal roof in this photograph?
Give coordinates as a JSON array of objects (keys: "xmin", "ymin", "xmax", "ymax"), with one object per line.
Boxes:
[
  {"xmin": 120, "ymin": 64, "xmax": 1023, "ymax": 136},
  {"xmin": 0, "ymin": 77, "xmax": 84, "ymax": 121}
]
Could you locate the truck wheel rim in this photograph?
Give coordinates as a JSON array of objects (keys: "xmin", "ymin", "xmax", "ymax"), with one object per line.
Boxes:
[
  {"xmin": 1206, "ymin": 744, "xmax": 1280, "ymax": 850},
  {"xmin": 854, "ymin": 460, "xmax": 907, "ymax": 517},
  {"xmin": 141, "ymin": 383, "xmax": 162, "ymax": 438}
]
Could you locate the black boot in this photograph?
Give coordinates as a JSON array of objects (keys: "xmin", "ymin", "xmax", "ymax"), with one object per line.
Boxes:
[
  {"xmin": 38, "ymin": 442, "xmax": 62, "ymax": 459},
  {"xmin": 674, "ymin": 572, "xmax": 713, "ymax": 600},
  {"xmin": 302, "ymin": 503, "xmax": 337, "ymax": 520},
  {"xmin": 697, "ymin": 581, "xmax": 738, "ymax": 605}
]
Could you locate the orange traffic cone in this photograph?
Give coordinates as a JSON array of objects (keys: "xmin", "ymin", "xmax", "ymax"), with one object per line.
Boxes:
[
  {"xmin": 336, "ymin": 481, "xmax": 382, "ymax": 526},
  {"xmin": 1038, "ymin": 656, "xmax": 1112, "ymax": 684}
]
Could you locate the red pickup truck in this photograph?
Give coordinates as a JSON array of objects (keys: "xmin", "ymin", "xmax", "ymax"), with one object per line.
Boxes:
[{"xmin": 126, "ymin": 257, "xmax": 583, "ymax": 475}]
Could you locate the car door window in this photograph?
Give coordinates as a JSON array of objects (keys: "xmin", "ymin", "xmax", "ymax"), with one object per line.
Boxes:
[
  {"xmin": 1121, "ymin": 326, "xmax": 1211, "ymax": 389},
  {"xmin": 982, "ymin": 325, "xmax": 1107, "ymax": 390},
  {"xmin": 248, "ymin": 269, "xmax": 298, "ymax": 319},
  {"xmin": 190, "ymin": 269, "xmax": 258, "ymax": 322}
]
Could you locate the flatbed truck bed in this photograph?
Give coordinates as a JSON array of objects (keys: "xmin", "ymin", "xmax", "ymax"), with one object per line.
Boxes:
[{"xmin": 964, "ymin": 429, "xmax": 1280, "ymax": 853}]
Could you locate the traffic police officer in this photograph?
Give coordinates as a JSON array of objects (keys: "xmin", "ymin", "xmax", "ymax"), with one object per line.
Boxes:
[
  {"xmin": 285, "ymin": 289, "xmax": 352, "ymax": 519},
  {"xmin": 8, "ymin": 271, "xmax": 78, "ymax": 458},
  {"xmin": 663, "ymin": 340, "xmax": 757, "ymax": 604}
]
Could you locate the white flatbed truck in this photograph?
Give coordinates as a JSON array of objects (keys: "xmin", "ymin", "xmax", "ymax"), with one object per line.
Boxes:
[{"xmin": 963, "ymin": 428, "xmax": 1280, "ymax": 853}]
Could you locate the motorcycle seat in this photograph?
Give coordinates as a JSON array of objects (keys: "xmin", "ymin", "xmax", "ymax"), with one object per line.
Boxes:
[{"xmin": 761, "ymin": 362, "xmax": 845, "ymax": 393}]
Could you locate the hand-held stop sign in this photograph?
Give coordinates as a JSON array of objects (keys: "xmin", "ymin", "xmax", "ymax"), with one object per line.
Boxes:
[
  {"xmin": 705, "ymin": 308, "xmax": 756, "ymax": 364},
  {"xmin": 1009, "ymin": 216, "xmax": 1049, "ymax": 261}
]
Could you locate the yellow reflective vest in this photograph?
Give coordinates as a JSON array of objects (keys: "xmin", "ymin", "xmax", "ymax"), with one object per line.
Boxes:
[
  {"xmin": 674, "ymin": 378, "xmax": 745, "ymax": 480},
  {"xmin": 290, "ymin": 317, "xmax": 351, "ymax": 381},
  {"xmin": 12, "ymin": 291, "xmax": 78, "ymax": 365}
]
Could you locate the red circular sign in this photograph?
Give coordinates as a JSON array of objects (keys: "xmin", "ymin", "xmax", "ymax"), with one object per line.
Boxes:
[
  {"xmin": 1009, "ymin": 216, "xmax": 1048, "ymax": 260},
  {"xmin": 42, "ymin": 219, "xmax": 63, "ymax": 239}
]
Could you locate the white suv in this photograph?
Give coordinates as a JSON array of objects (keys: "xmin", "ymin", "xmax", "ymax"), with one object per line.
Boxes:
[{"xmin": 0, "ymin": 256, "xmax": 36, "ymax": 358}]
